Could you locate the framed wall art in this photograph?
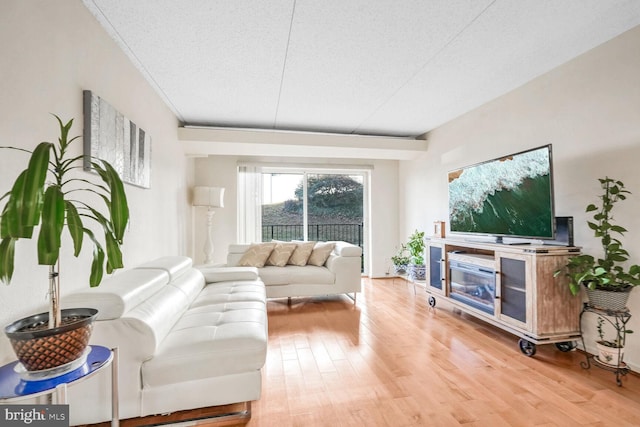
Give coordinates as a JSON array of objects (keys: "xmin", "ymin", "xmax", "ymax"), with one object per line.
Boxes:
[{"xmin": 83, "ymin": 90, "xmax": 152, "ymax": 188}]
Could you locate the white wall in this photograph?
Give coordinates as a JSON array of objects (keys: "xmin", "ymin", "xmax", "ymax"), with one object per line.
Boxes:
[
  {"xmin": 191, "ymin": 156, "xmax": 239, "ymax": 265},
  {"xmin": 0, "ymin": 1, "xmax": 192, "ymax": 363},
  {"xmin": 399, "ymin": 25, "xmax": 640, "ymax": 370},
  {"xmin": 193, "ymin": 155, "xmax": 399, "ymax": 277}
]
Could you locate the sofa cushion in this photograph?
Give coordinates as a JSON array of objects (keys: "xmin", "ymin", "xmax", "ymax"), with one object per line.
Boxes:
[
  {"xmin": 191, "ymin": 280, "xmax": 266, "ymax": 306},
  {"xmin": 187, "ymin": 300, "xmax": 266, "ymax": 314},
  {"xmin": 335, "ymin": 242, "xmax": 363, "ymax": 257},
  {"xmin": 124, "ymin": 285, "xmax": 192, "ymax": 353},
  {"xmin": 141, "ymin": 304, "xmax": 267, "ymax": 387},
  {"xmin": 287, "ymin": 241, "xmax": 316, "ymax": 266},
  {"xmin": 197, "ymin": 266, "xmax": 259, "ymax": 283},
  {"xmin": 169, "ymin": 269, "xmax": 206, "ymax": 304},
  {"xmin": 308, "ymin": 242, "xmax": 336, "ymax": 266},
  {"xmin": 135, "ymin": 256, "xmax": 193, "ymax": 282},
  {"xmin": 237, "ymin": 242, "xmax": 276, "ymax": 267},
  {"xmin": 226, "ymin": 244, "xmax": 250, "ymax": 266},
  {"xmin": 259, "ymin": 265, "xmax": 335, "ymax": 286},
  {"xmin": 62, "ymin": 269, "xmax": 170, "ymax": 320},
  {"xmin": 265, "ymin": 242, "xmax": 297, "ymax": 266}
]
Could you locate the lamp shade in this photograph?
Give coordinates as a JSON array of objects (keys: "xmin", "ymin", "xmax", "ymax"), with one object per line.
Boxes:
[{"xmin": 193, "ymin": 186, "xmax": 225, "ymax": 208}]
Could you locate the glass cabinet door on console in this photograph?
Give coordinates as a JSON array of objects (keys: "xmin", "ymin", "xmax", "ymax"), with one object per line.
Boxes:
[
  {"xmin": 427, "ymin": 243, "xmax": 445, "ymax": 294},
  {"xmin": 496, "ymin": 253, "xmax": 530, "ymax": 329}
]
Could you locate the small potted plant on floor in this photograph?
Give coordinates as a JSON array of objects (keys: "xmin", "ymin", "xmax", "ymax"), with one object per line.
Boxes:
[
  {"xmin": 554, "ymin": 177, "xmax": 640, "ymax": 311},
  {"xmin": 391, "ymin": 244, "xmax": 411, "ymax": 275},
  {"xmin": 0, "ymin": 115, "xmax": 129, "ymax": 372},
  {"xmin": 595, "ymin": 316, "xmax": 632, "ymax": 366},
  {"xmin": 407, "ymin": 230, "xmax": 426, "ymax": 281}
]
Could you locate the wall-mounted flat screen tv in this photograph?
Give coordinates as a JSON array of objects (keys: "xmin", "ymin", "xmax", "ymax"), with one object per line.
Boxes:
[{"xmin": 448, "ymin": 144, "xmax": 555, "ymax": 243}]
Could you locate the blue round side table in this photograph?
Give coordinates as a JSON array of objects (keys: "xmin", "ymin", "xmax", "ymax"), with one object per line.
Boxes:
[{"xmin": 0, "ymin": 345, "xmax": 119, "ymax": 426}]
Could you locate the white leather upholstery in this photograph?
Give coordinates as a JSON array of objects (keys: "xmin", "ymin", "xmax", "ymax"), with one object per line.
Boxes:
[
  {"xmin": 225, "ymin": 241, "xmax": 362, "ymax": 299},
  {"xmin": 142, "ymin": 306, "xmax": 267, "ymax": 386},
  {"xmin": 127, "ymin": 285, "xmax": 192, "ymax": 354},
  {"xmin": 258, "ymin": 265, "xmax": 334, "ymax": 285},
  {"xmin": 198, "ymin": 266, "xmax": 260, "ymax": 282},
  {"xmin": 141, "ymin": 371, "xmax": 262, "ymax": 417},
  {"xmin": 194, "ymin": 280, "xmax": 266, "ymax": 305},
  {"xmin": 169, "ymin": 268, "xmax": 206, "ymax": 303},
  {"xmin": 136, "ymin": 256, "xmax": 193, "ymax": 282},
  {"xmin": 334, "ymin": 242, "xmax": 362, "ymax": 257},
  {"xmin": 65, "ymin": 257, "xmax": 267, "ymax": 425},
  {"xmin": 61, "ymin": 269, "xmax": 169, "ymax": 320}
]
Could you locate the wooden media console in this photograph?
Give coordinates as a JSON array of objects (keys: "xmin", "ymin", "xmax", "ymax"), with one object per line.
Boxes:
[{"xmin": 425, "ymin": 237, "xmax": 582, "ymax": 356}]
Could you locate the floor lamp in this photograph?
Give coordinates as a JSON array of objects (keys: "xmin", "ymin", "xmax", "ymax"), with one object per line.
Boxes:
[{"xmin": 193, "ymin": 186, "xmax": 225, "ymax": 264}]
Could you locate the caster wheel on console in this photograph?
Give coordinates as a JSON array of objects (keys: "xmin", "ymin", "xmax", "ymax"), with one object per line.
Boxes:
[{"xmin": 518, "ymin": 339, "xmax": 536, "ymax": 357}]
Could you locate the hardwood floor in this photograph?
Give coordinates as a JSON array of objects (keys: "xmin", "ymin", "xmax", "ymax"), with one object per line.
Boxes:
[
  {"xmin": 248, "ymin": 278, "xmax": 640, "ymax": 427},
  {"xmin": 108, "ymin": 278, "xmax": 640, "ymax": 427}
]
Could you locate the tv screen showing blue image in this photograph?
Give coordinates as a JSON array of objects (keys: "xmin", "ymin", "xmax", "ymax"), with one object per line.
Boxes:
[{"xmin": 448, "ymin": 144, "xmax": 555, "ymax": 241}]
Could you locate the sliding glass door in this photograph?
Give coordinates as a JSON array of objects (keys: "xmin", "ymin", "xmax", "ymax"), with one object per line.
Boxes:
[
  {"xmin": 261, "ymin": 172, "xmax": 305, "ymax": 241},
  {"xmin": 239, "ymin": 166, "xmax": 367, "ymax": 272}
]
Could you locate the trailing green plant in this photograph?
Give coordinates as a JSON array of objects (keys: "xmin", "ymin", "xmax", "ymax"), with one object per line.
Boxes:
[
  {"xmin": 407, "ymin": 229, "xmax": 425, "ymax": 266},
  {"xmin": 0, "ymin": 115, "xmax": 129, "ymax": 327},
  {"xmin": 596, "ymin": 316, "xmax": 633, "ymax": 348},
  {"xmin": 391, "ymin": 244, "xmax": 411, "ymax": 266},
  {"xmin": 554, "ymin": 177, "xmax": 640, "ymax": 296}
]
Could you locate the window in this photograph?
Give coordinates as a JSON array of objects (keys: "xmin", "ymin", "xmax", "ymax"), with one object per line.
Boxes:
[{"xmin": 238, "ymin": 165, "xmax": 368, "ymax": 273}]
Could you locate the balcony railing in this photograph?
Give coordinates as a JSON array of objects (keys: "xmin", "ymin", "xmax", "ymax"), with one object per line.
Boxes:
[{"xmin": 262, "ymin": 223, "xmax": 363, "ymax": 248}]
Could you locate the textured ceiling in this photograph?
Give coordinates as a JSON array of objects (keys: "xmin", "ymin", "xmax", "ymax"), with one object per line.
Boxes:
[{"xmin": 83, "ymin": 0, "xmax": 640, "ymax": 138}]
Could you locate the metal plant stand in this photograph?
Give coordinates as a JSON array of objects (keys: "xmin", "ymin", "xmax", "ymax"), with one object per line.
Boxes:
[{"xmin": 579, "ymin": 303, "xmax": 631, "ymax": 386}]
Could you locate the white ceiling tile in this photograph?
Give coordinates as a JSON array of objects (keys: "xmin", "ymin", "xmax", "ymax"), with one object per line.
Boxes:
[
  {"xmin": 83, "ymin": 0, "xmax": 640, "ymax": 139},
  {"xmin": 87, "ymin": 0, "xmax": 295, "ymax": 126},
  {"xmin": 360, "ymin": 0, "xmax": 640, "ymax": 135},
  {"xmin": 274, "ymin": 0, "xmax": 493, "ymax": 134}
]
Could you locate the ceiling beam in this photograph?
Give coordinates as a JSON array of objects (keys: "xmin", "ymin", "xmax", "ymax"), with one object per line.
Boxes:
[{"xmin": 179, "ymin": 126, "xmax": 428, "ymax": 160}]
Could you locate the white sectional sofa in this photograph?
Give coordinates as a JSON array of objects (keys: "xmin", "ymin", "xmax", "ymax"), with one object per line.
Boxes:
[
  {"xmin": 224, "ymin": 240, "xmax": 362, "ymax": 301},
  {"xmin": 62, "ymin": 256, "xmax": 267, "ymax": 425}
]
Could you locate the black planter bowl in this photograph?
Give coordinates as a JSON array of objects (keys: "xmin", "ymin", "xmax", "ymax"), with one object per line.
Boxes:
[{"xmin": 5, "ymin": 308, "xmax": 98, "ymax": 372}]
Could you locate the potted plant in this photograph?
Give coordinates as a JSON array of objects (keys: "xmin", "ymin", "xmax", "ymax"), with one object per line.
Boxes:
[
  {"xmin": 406, "ymin": 229, "xmax": 426, "ymax": 281},
  {"xmin": 555, "ymin": 177, "xmax": 640, "ymax": 311},
  {"xmin": 0, "ymin": 115, "xmax": 129, "ymax": 372},
  {"xmin": 391, "ymin": 244, "xmax": 411, "ymax": 275},
  {"xmin": 595, "ymin": 316, "xmax": 632, "ymax": 366}
]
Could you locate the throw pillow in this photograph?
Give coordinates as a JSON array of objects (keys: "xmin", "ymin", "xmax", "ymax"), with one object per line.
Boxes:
[
  {"xmin": 288, "ymin": 241, "xmax": 316, "ymax": 266},
  {"xmin": 307, "ymin": 242, "xmax": 335, "ymax": 266},
  {"xmin": 265, "ymin": 242, "xmax": 297, "ymax": 267},
  {"xmin": 237, "ymin": 242, "xmax": 276, "ymax": 268}
]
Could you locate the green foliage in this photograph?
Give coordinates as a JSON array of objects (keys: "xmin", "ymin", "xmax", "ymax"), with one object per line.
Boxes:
[
  {"xmin": 0, "ymin": 115, "xmax": 129, "ymax": 287},
  {"xmin": 286, "ymin": 175, "xmax": 363, "ymax": 219},
  {"xmin": 597, "ymin": 316, "xmax": 633, "ymax": 348},
  {"xmin": 391, "ymin": 244, "xmax": 411, "ymax": 266},
  {"xmin": 406, "ymin": 230, "xmax": 425, "ymax": 266},
  {"xmin": 555, "ymin": 177, "xmax": 640, "ymax": 296}
]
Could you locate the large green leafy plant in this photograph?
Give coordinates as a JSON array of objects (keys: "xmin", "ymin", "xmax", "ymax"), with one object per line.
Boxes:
[
  {"xmin": 0, "ymin": 115, "xmax": 129, "ymax": 327},
  {"xmin": 555, "ymin": 177, "xmax": 640, "ymax": 296}
]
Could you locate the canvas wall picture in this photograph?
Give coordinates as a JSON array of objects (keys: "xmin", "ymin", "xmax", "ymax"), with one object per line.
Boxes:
[{"xmin": 83, "ymin": 90, "xmax": 151, "ymax": 188}]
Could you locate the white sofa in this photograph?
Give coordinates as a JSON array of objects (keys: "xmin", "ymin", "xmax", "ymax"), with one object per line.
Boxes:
[
  {"xmin": 225, "ymin": 241, "xmax": 362, "ymax": 301},
  {"xmin": 62, "ymin": 256, "xmax": 267, "ymax": 425}
]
